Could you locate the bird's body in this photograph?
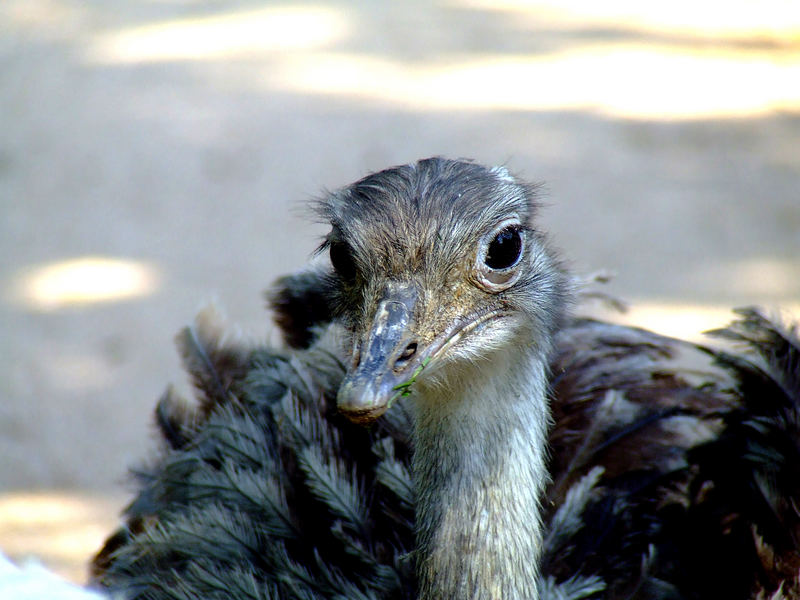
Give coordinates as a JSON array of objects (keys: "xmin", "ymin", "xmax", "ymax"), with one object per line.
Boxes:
[{"xmin": 92, "ymin": 158, "xmax": 800, "ymax": 600}]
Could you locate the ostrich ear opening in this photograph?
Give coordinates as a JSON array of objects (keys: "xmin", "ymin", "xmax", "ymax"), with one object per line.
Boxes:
[{"xmin": 267, "ymin": 266, "xmax": 337, "ymax": 349}]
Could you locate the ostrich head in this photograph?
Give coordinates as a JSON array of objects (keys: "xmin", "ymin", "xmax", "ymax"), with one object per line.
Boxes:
[{"xmin": 318, "ymin": 158, "xmax": 568, "ymax": 423}]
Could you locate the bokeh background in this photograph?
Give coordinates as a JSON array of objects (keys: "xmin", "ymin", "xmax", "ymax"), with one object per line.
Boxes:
[{"xmin": 2, "ymin": 0, "xmax": 799, "ymax": 584}]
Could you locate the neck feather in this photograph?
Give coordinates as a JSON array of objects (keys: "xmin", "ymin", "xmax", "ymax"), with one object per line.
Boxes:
[{"xmin": 412, "ymin": 345, "xmax": 550, "ymax": 600}]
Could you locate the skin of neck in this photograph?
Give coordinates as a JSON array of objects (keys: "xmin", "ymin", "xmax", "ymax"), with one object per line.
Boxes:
[{"xmin": 411, "ymin": 340, "xmax": 550, "ymax": 600}]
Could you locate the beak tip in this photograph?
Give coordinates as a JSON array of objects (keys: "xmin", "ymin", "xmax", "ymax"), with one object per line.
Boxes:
[
  {"xmin": 336, "ymin": 378, "xmax": 394, "ymax": 425},
  {"xmin": 338, "ymin": 404, "xmax": 388, "ymax": 425}
]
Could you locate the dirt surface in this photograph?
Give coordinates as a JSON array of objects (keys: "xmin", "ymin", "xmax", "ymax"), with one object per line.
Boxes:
[{"xmin": 1, "ymin": 0, "xmax": 799, "ymax": 582}]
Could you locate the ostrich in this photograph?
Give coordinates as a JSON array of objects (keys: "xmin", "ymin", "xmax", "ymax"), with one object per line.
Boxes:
[
  {"xmin": 93, "ymin": 158, "xmax": 800, "ymax": 600},
  {"xmin": 326, "ymin": 159, "xmax": 565, "ymax": 600}
]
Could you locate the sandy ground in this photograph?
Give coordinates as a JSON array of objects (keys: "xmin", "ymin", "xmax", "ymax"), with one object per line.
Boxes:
[{"xmin": 1, "ymin": 0, "xmax": 799, "ymax": 584}]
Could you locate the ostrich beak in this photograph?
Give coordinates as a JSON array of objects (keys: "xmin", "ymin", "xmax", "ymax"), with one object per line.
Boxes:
[{"xmin": 337, "ymin": 283, "xmax": 427, "ymax": 424}]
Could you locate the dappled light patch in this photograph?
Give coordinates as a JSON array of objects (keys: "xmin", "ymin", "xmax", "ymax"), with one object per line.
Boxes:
[{"xmin": 8, "ymin": 257, "xmax": 161, "ymax": 311}]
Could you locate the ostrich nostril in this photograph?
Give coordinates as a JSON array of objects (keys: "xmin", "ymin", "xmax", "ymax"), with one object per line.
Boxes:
[{"xmin": 394, "ymin": 343, "xmax": 418, "ymax": 369}]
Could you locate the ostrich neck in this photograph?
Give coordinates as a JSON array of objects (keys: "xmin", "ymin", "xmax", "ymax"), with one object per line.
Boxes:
[{"xmin": 412, "ymin": 348, "xmax": 550, "ymax": 600}]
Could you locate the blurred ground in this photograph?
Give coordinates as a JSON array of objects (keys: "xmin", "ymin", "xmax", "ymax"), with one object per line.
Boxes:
[{"xmin": 1, "ymin": 0, "xmax": 799, "ymax": 584}]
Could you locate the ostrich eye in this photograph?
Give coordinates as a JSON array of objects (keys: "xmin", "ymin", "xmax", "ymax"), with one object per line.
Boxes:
[
  {"xmin": 475, "ymin": 221, "xmax": 525, "ymax": 292},
  {"xmin": 330, "ymin": 241, "xmax": 357, "ymax": 281},
  {"xmin": 484, "ymin": 226, "xmax": 523, "ymax": 270}
]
